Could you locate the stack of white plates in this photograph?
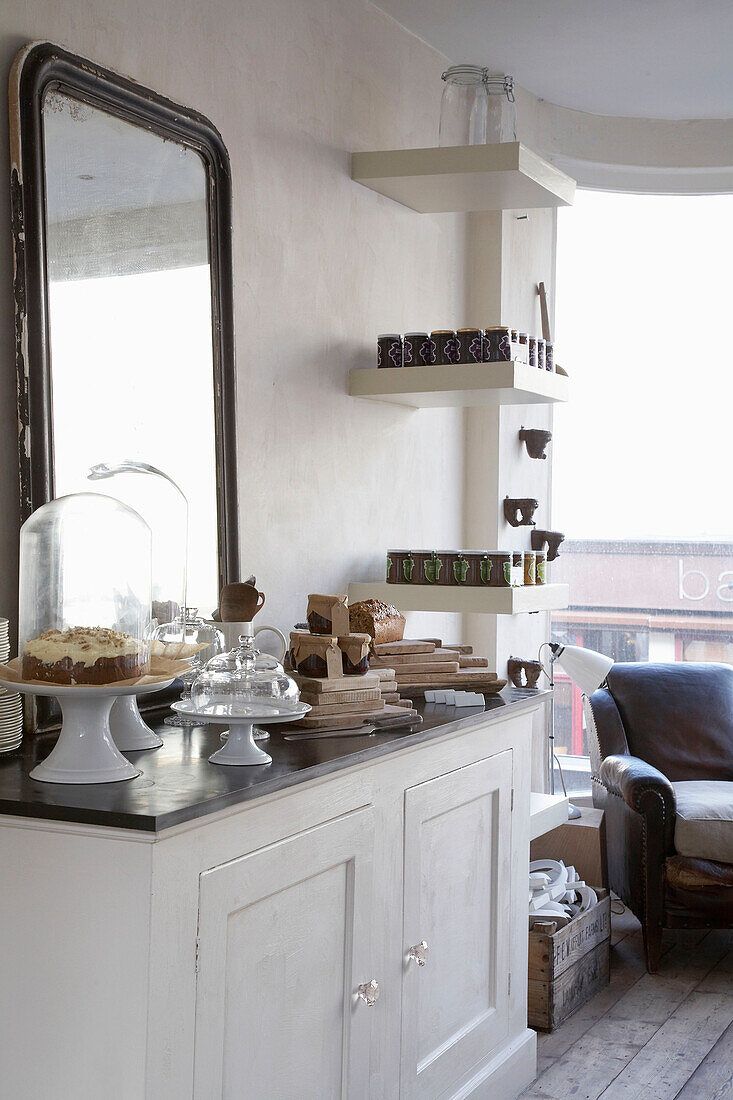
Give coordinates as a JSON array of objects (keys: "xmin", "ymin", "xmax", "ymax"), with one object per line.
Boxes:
[{"xmin": 0, "ymin": 617, "xmax": 22, "ymax": 754}]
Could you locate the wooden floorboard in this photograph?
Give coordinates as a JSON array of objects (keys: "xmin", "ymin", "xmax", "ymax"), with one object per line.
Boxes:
[
  {"xmin": 519, "ymin": 908, "xmax": 733, "ymax": 1100},
  {"xmin": 601, "ymin": 991, "xmax": 733, "ymax": 1099},
  {"xmin": 675, "ymin": 1019, "xmax": 733, "ymax": 1099}
]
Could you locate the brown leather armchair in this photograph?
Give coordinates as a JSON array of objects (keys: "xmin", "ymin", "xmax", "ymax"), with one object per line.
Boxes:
[{"xmin": 587, "ymin": 662, "xmax": 733, "ymax": 971}]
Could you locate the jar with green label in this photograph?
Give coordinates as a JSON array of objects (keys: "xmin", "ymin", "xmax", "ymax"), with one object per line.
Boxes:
[
  {"xmin": 423, "ymin": 551, "xmax": 443, "ymax": 585},
  {"xmin": 411, "ymin": 551, "xmax": 430, "ymax": 584},
  {"xmin": 524, "ymin": 550, "xmax": 537, "ymax": 585},
  {"xmin": 386, "ymin": 549, "xmax": 411, "ymax": 584},
  {"xmin": 535, "ymin": 550, "xmax": 547, "ymax": 585},
  {"xmin": 478, "ymin": 553, "xmax": 492, "ymax": 585},
  {"xmin": 444, "ymin": 551, "xmax": 470, "ymax": 585},
  {"xmin": 512, "ymin": 551, "xmax": 524, "ymax": 586},
  {"xmin": 488, "ymin": 551, "xmax": 512, "ymax": 587}
]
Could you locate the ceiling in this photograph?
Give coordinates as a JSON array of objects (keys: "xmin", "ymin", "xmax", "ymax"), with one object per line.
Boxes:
[
  {"xmin": 373, "ymin": 0, "xmax": 733, "ymax": 120},
  {"xmin": 44, "ymin": 91, "xmax": 205, "ymax": 224}
]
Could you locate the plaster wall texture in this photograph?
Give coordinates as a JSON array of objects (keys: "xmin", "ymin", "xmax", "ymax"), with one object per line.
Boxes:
[{"xmin": 0, "ymin": 0, "xmax": 467, "ymax": 644}]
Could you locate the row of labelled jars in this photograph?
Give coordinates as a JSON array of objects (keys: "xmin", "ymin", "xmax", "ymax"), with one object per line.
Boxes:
[
  {"xmin": 377, "ymin": 328, "xmax": 554, "ymax": 370},
  {"xmin": 386, "ymin": 549, "xmax": 547, "ymax": 588}
]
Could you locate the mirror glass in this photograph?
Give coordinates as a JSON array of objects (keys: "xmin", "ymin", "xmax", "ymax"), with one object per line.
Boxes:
[{"xmin": 42, "ymin": 90, "xmax": 219, "ymax": 614}]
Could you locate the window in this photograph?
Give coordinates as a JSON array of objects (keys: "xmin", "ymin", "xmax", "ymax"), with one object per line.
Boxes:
[{"xmin": 551, "ymin": 190, "xmax": 733, "ymax": 791}]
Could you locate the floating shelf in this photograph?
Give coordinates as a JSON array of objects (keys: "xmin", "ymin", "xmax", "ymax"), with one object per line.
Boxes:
[
  {"xmin": 348, "ymin": 360, "xmax": 568, "ymax": 409},
  {"xmin": 351, "ymin": 142, "xmax": 575, "ymax": 214},
  {"xmin": 347, "ymin": 582, "xmax": 569, "ymax": 616},
  {"xmin": 530, "ymin": 792, "xmax": 569, "ymax": 841}
]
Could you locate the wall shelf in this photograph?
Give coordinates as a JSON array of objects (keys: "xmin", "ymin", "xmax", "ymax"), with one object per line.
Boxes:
[
  {"xmin": 347, "ymin": 582, "xmax": 569, "ymax": 616},
  {"xmin": 348, "ymin": 360, "xmax": 568, "ymax": 408},
  {"xmin": 530, "ymin": 792, "xmax": 569, "ymax": 841},
  {"xmin": 351, "ymin": 141, "xmax": 575, "ymax": 214}
]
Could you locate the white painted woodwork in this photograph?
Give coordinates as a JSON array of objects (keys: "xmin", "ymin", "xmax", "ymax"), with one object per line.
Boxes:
[
  {"xmin": 348, "ymin": 581, "xmax": 570, "ymax": 615},
  {"xmin": 0, "ymin": 704, "xmax": 541, "ymax": 1099},
  {"xmin": 348, "ymin": 361, "xmax": 569, "ymax": 409},
  {"xmin": 401, "ymin": 752, "xmax": 513, "ymax": 1098},
  {"xmin": 350, "ymin": 143, "xmax": 575, "ymax": 214},
  {"xmin": 460, "ymin": 204, "xmax": 559, "ymax": 788},
  {"xmin": 529, "ymin": 791, "xmax": 570, "ymax": 840},
  {"xmin": 193, "ymin": 810, "xmax": 375, "ymax": 1098}
]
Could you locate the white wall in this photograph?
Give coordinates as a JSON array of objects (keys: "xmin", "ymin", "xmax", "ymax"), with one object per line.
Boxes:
[{"xmin": 0, "ymin": 0, "xmax": 468, "ymax": 644}]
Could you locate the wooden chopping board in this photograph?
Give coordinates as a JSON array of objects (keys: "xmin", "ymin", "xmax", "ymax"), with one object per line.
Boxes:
[
  {"xmin": 299, "ymin": 686, "xmax": 381, "ymax": 705},
  {"xmin": 302, "ymin": 698, "xmax": 386, "ymax": 717},
  {"xmin": 293, "ymin": 703, "xmax": 418, "ymax": 729},
  {"xmin": 294, "ymin": 671, "xmax": 380, "ymax": 693},
  {"xmin": 373, "ymin": 640, "xmax": 435, "ymax": 656},
  {"xmin": 392, "ymin": 667, "xmax": 498, "ymax": 683},
  {"xmin": 401, "ymin": 678, "xmax": 507, "ymax": 696},
  {"xmin": 371, "ymin": 649, "xmax": 466, "ymax": 666},
  {"xmin": 385, "ymin": 660, "xmax": 460, "ymax": 675}
]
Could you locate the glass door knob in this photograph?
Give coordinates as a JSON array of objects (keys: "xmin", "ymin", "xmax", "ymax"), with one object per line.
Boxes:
[
  {"xmin": 356, "ymin": 979, "xmax": 380, "ymax": 1006},
  {"xmin": 407, "ymin": 940, "xmax": 429, "ymax": 967}
]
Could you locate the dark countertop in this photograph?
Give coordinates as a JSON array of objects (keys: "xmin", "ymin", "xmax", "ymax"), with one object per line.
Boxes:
[{"xmin": 0, "ymin": 688, "xmax": 549, "ymax": 833}]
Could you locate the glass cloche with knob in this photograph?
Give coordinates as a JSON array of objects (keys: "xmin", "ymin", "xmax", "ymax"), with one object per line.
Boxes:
[
  {"xmin": 152, "ymin": 608, "xmax": 224, "ymax": 724},
  {"xmin": 18, "ymin": 493, "xmax": 152, "ymax": 685},
  {"xmin": 191, "ymin": 633, "xmax": 301, "ymax": 718}
]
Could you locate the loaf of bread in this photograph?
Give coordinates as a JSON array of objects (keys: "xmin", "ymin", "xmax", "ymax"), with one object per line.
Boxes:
[{"xmin": 349, "ymin": 600, "xmax": 406, "ymax": 645}]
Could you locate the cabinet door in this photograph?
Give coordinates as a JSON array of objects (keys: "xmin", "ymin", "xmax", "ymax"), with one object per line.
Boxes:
[
  {"xmin": 193, "ymin": 808, "xmax": 376, "ymax": 1099},
  {"xmin": 401, "ymin": 751, "xmax": 513, "ymax": 1099}
]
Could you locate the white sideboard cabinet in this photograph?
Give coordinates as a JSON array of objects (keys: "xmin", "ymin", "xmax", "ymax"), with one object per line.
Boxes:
[{"xmin": 0, "ymin": 701, "xmax": 540, "ymax": 1099}]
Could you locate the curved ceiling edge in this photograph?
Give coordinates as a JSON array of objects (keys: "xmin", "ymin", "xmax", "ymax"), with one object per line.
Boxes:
[{"xmin": 516, "ymin": 86, "xmax": 733, "ymax": 194}]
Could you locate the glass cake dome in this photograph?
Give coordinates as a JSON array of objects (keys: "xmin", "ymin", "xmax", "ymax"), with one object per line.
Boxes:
[
  {"xmin": 191, "ymin": 634, "xmax": 301, "ymax": 718},
  {"xmin": 153, "ymin": 608, "xmax": 225, "ymax": 726},
  {"xmin": 18, "ymin": 493, "xmax": 153, "ymax": 685}
]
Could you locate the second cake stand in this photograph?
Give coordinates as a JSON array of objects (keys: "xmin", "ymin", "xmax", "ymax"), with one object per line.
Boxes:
[
  {"xmin": 171, "ymin": 701, "xmax": 310, "ymax": 765},
  {"xmin": 110, "ymin": 695, "xmax": 164, "ymax": 750}
]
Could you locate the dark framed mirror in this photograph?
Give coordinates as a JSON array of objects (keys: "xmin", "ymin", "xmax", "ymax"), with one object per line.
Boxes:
[{"xmin": 10, "ymin": 42, "xmax": 240, "ymax": 730}]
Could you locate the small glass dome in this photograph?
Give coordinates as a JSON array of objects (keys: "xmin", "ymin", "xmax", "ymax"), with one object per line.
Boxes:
[
  {"xmin": 191, "ymin": 634, "xmax": 301, "ymax": 718},
  {"xmin": 18, "ymin": 493, "xmax": 152, "ymax": 684},
  {"xmin": 152, "ymin": 609, "xmax": 223, "ymax": 678}
]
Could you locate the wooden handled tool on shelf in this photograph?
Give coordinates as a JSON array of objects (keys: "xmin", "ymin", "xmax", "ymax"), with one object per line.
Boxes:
[{"xmin": 538, "ymin": 281, "xmax": 552, "ymax": 343}]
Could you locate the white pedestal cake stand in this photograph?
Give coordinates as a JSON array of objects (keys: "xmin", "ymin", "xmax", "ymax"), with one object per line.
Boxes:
[
  {"xmin": 110, "ymin": 695, "xmax": 164, "ymax": 751},
  {"xmin": 171, "ymin": 701, "xmax": 310, "ymax": 766},
  {"xmin": 0, "ymin": 677, "xmax": 174, "ymax": 784}
]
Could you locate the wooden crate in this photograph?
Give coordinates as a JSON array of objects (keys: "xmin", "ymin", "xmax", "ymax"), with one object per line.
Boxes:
[
  {"xmin": 530, "ymin": 807, "xmax": 609, "ymax": 890},
  {"xmin": 528, "ymin": 888, "xmax": 610, "ymax": 1031}
]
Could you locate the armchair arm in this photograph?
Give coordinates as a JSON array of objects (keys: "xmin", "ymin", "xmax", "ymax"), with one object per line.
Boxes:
[
  {"xmin": 600, "ymin": 754, "xmax": 677, "ymax": 830},
  {"xmin": 596, "ymin": 754, "xmax": 676, "ymax": 969}
]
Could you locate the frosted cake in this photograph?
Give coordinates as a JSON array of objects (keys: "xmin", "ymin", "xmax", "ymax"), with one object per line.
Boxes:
[{"xmin": 22, "ymin": 627, "xmax": 148, "ymax": 685}]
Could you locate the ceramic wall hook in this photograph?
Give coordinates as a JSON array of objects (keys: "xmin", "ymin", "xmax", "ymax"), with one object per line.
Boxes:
[
  {"xmin": 507, "ymin": 656, "xmax": 543, "ymax": 689},
  {"xmin": 519, "ymin": 427, "xmax": 552, "ymax": 460},
  {"xmin": 531, "ymin": 528, "xmax": 565, "ymax": 561},
  {"xmin": 503, "ymin": 497, "xmax": 539, "ymax": 527}
]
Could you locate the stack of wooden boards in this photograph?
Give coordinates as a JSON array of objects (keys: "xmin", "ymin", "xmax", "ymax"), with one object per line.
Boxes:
[
  {"xmin": 292, "ymin": 670, "xmax": 418, "ymax": 729},
  {"xmin": 370, "ymin": 639, "xmax": 506, "ymax": 696}
]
